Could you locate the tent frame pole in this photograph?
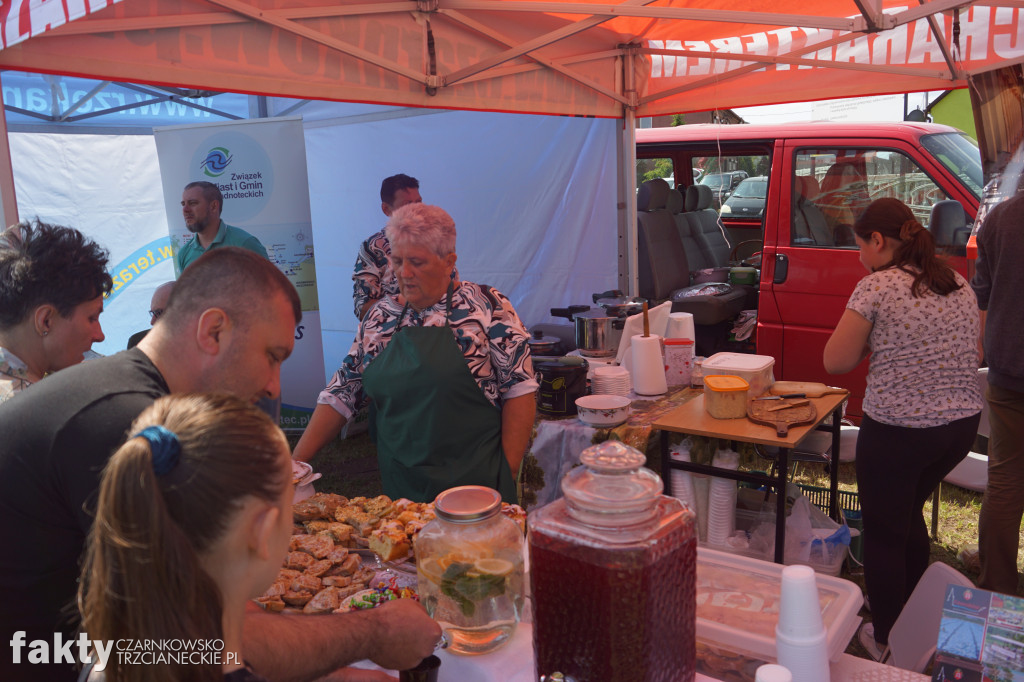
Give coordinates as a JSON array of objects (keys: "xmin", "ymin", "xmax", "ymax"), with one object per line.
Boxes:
[
  {"xmin": 0, "ymin": 73, "xmax": 18, "ymax": 228},
  {"xmin": 621, "ymin": 46, "xmax": 639, "ymax": 298}
]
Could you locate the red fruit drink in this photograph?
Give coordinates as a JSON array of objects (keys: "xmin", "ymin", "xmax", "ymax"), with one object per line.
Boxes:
[{"xmin": 529, "ymin": 441, "xmax": 696, "ymax": 682}]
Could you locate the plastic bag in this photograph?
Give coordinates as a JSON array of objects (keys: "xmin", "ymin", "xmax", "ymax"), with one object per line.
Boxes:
[{"xmin": 746, "ymin": 491, "xmax": 851, "ymax": 567}]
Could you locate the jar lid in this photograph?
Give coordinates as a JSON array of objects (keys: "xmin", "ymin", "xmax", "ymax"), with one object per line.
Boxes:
[
  {"xmin": 664, "ymin": 338, "xmax": 694, "ymax": 346},
  {"xmin": 561, "ymin": 441, "xmax": 662, "ymax": 527},
  {"xmin": 434, "ymin": 486, "xmax": 501, "ymax": 523},
  {"xmin": 704, "ymin": 374, "xmax": 750, "ymax": 392}
]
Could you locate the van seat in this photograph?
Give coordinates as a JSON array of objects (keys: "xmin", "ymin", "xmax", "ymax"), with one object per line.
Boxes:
[
  {"xmin": 637, "ymin": 179, "xmax": 690, "ymax": 301},
  {"xmin": 792, "ymin": 176, "xmax": 833, "ymax": 246},
  {"xmin": 635, "ymin": 180, "xmax": 745, "ymax": 326},
  {"xmin": 671, "ymin": 188, "xmax": 710, "ymax": 271},
  {"xmin": 685, "ymin": 184, "xmax": 732, "ymax": 267}
]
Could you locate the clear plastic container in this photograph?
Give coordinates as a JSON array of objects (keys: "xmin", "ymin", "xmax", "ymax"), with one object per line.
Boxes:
[
  {"xmin": 414, "ymin": 486, "xmax": 524, "ymax": 655},
  {"xmin": 529, "ymin": 441, "xmax": 698, "ymax": 682},
  {"xmin": 702, "ymin": 352, "xmax": 775, "ymax": 396},
  {"xmin": 691, "ymin": 356, "xmax": 706, "ymax": 388},
  {"xmin": 696, "ymin": 547, "xmax": 864, "ymax": 663},
  {"xmin": 704, "ymin": 374, "xmax": 750, "ymax": 419}
]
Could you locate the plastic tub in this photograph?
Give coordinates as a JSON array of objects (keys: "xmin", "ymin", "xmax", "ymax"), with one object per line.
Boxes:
[
  {"xmin": 696, "ymin": 546, "xmax": 863, "ymax": 663},
  {"xmin": 704, "ymin": 375, "xmax": 749, "ymax": 419},
  {"xmin": 703, "ymin": 352, "xmax": 775, "ymax": 396}
]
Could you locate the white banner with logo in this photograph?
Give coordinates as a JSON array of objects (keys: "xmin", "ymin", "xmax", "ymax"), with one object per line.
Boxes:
[{"xmin": 153, "ymin": 117, "xmax": 324, "ymax": 431}]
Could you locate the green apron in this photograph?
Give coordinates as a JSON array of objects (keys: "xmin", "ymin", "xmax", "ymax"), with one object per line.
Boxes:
[{"xmin": 362, "ymin": 287, "xmax": 517, "ymax": 504}]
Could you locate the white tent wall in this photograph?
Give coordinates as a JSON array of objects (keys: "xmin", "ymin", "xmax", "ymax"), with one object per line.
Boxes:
[
  {"xmin": 301, "ymin": 107, "xmax": 619, "ymax": 377},
  {"xmin": 5, "ymin": 107, "xmax": 620, "ymax": 382},
  {"xmin": 8, "ymin": 131, "xmax": 174, "ymax": 357}
]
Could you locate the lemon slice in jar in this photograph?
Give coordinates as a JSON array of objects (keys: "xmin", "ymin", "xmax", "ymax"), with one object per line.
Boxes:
[
  {"xmin": 473, "ymin": 558, "xmax": 514, "ymax": 577},
  {"xmin": 417, "ymin": 558, "xmax": 445, "ymax": 585}
]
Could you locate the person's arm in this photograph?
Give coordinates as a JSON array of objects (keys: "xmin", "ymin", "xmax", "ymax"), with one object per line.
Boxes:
[
  {"xmin": 243, "ymin": 599, "xmax": 441, "ymax": 682},
  {"xmin": 353, "ymin": 236, "xmax": 385, "ymax": 320},
  {"xmin": 314, "ymin": 669, "xmax": 396, "ymax": 682},
  {"xmin": 978, "ymin": 308, "xmax": 986, "ymax": 365},
  {"xmin": 292, "ymin": 403, "xmax": 348, "ymax": 463},
  {"xmin": 500, "ymin": 392, "xmax": 536, "ymax": 478},
  {"xmin": 823, "ymin": 308, "xmax": 872, "ymax": 375}
]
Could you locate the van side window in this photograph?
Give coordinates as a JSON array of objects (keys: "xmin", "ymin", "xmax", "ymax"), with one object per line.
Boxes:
[
  {"xmin": 792, "ymin": 149, "xmax": 949, "ymax": 248},
  {"xmin": 636, "ymin": 157, "xmax": 676, "ymax": 189}
]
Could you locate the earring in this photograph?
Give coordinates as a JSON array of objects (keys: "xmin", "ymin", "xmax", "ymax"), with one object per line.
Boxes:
[{"xmin": 41, "ymin": 331, "xmax": 48, "ymax": 337}]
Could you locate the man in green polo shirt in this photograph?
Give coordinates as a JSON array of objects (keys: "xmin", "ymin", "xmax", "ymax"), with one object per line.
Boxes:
[{"xmin": 176, "ymin": 180, "xmax": 268, "ymax": 272}]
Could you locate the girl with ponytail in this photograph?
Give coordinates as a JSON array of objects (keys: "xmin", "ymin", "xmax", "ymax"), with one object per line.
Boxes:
[
  {"xmin": 78, "ymin": 393, "xmax": 293, "ymax": 682},
  {"xmin": 824, "ymin": 197, "xmax": 983, "ymax": 660}
]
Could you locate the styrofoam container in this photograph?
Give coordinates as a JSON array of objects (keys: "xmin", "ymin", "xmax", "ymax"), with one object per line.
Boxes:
[
  {"xmin": 696, "ymin": 547, "xmax": 863, "ymax": 663},
  {"xmin": 702, "ymin": 352, "xmax": 775, "ymax": 396}
]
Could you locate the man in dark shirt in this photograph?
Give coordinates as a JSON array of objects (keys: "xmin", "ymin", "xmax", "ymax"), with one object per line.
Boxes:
[
  {"xmin": 973, "ymin": 191, "xmax": 1024, "ymax": 595},
  {"xmin": 0, "ymin": 247, "xmax": 438, "ymax": 681}
]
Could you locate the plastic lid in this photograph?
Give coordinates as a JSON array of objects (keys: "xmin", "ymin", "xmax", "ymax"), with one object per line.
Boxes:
[
  {"xmin": 561, "ymin": 441, "xmax": 662, "ymax": 528},
  {"xmin": 434, "ymin": 486, "xmax": 501, "ymax": 523},
  {"xmin": 663, "ymin": 338, "xmax": 694, "ymax": 346},
  {"xmin": 704, "ymin": 375, "xmax": 750, "ymax": 392},
  {"xmin": 703, "ymin": 352, "xmax": 775, "ymax": 372}
]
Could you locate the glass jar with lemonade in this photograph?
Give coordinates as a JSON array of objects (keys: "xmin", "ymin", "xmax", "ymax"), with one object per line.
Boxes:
[{"xmin": 414, "ymin": 486, "xmax": 524, "ymax": 655}]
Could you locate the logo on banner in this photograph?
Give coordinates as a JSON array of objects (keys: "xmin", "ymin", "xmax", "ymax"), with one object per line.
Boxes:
[
  {"xmin": 200, "ymin": 147, "xmax": 233, "ymax": 177},
  {"xmin": 189, "ymin": 132, "xmax": 274, "ymax": 221}
]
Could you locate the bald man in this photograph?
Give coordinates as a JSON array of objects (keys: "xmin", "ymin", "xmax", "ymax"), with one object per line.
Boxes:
[{"xmin": 126, "ymin": 281, "xmax": 175, "ymax": 349}]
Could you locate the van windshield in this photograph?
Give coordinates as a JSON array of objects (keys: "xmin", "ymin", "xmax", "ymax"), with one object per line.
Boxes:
[{"xmin": 920, "ymin": 132, "xmax": 983, "ymax": 201}]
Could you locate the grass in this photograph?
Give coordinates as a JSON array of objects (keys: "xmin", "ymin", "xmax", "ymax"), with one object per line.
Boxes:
[{"xmin": 296, "ymin": 429, "xmax": 1024, "ymax": 665}]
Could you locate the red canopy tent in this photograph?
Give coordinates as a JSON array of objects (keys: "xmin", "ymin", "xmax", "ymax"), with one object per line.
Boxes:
[{"xmin": 1, "ymin": 0, "xmax": 1022, "ymax": 282}]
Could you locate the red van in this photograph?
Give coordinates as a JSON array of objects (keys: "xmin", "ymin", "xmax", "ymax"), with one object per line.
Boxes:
[{"xmin": 635, "ymin": 122, "xmax": 983, "ymax": 419}]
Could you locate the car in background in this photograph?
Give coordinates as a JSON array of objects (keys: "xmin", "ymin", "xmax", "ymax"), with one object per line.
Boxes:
[
  {"xmin": 699, "ymin": 170, "xmax": 748, "ymax": 206},
  {"xmin": 720, "ymin": 176, "xmax": 768, "ymax": 217}
]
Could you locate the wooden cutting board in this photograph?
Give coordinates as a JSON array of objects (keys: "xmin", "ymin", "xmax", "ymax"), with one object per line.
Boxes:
[
  {"xmin": 747, "ymin": 398, "xmax": 818, "ymax": 437},
  {"xmin": 769, "ymin": 381, "xmax": 848, "ymax": 398}
]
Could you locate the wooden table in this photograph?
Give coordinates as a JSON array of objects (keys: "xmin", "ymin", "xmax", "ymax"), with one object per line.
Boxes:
[{"xmin": 654, "ymin": 391, "xmax": 848, "ymax": 563}]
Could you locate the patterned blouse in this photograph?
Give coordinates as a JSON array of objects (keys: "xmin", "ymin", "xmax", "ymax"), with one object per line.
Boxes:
[
  {"xmin": 847, "ymin": 267, "xmax": 983, "ymax": 427},
  {"xmin": 351, "ymin": 228, "xmax": 398, "ymax": 320},
  {"xmin": 0, "ymin": 347, "xmax": 34, "ymax": 404},
  {"xmin": 320, "ymin": 281, "xmax": 538, "ymax": 420}
]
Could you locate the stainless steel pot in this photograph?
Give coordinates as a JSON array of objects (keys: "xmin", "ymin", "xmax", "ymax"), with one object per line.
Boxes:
[
  {"xmin": 551, "ymin": 306, "xmax": 625, "ymax": 358},
  {"xmin": 528, "ymin": 330, "xmax": 563, "ymax": 356}
]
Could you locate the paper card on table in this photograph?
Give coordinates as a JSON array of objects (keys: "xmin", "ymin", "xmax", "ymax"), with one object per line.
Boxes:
[{"xmin": 931, "ymin": 584, "xmax": 1024, "ymax": 681}]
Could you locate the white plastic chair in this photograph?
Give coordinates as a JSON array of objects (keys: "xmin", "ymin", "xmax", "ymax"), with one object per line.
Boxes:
[
  {"xmin": 883, "ymin": 561, "xmax": 975, "ymax": 672},
  {"xmin": 931, "ymin": 368, "xmax": 991, "ymax": 536}
]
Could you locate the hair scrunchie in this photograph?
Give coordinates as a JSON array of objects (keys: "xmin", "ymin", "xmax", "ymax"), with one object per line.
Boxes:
[
  {"xmin": 899, "ymin": 220, "xmax": 924, "ymax": 241},
  {"xmin": 133, "ymin": 425, "xmax": 182, "ymax": 476}
]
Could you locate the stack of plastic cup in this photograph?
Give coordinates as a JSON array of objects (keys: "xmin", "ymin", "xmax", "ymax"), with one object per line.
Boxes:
[
  {"xmin": 755, "ymin": 664, "xmax": 793, "ymax": 682},
  {"xmin": 669, "ymin": 443, "xmax": 698, "ymax": 517},
  {"xmin": 775, "ymin": 565, "xmax": 831, "ymax": 682},
  {"xmin": 705, "ymin": 449, "xmax": 739, "ymax": 547}
]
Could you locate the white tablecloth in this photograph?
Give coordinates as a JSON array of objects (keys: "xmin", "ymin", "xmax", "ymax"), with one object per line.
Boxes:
[{"xmin": 352, "ymin": 622, "xmax": 928, "ymax": 681}]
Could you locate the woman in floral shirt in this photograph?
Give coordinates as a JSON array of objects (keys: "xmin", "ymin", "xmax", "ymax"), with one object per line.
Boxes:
[
  {"xmin": 824, "ymin": 198, "xmax": 982, "ymax": 659},
  {"xmin": 294, "ymin": 203, "xmax": 537, "ymax": 503},
  {"xmin": 0, "ymin": 220, "xmax": 111, "ymax": 404}
]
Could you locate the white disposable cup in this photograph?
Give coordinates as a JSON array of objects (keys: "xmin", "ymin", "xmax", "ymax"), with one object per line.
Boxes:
[
  {"xmin": 778, "ymin": 564, "xmax": 825, "ymax": 638},
  {"xmin": 667, "ymin": 312, "xmax": 696, "ymax": 341},
  {"xmin": 775, "ymin": 629, "xmax": 830, "ymax": 682},
  {"xmin": 755, "ymin": 664, "xmax": 793, "ymax": 682}
]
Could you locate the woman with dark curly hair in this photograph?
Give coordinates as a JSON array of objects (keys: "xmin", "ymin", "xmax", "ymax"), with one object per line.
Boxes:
[
  {"xmin": 0, "ymin": 219, "xmax": 112, "ymax": 402},
  {"xmin": 824, "ymin": 197, "xmax": 982, "ymax": 660}
]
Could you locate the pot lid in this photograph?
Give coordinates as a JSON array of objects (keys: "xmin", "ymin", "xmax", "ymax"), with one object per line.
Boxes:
[
  {"xmin": 529, "ymin": 331, "xmax": 561, "ymax": 346},
  {"xmin": 595, "ymin": 296, "xmax": 647, "ymax": 313},
  {"xmin": 573, "ymin": 308, "xmax": 618, "ymax": 320}
]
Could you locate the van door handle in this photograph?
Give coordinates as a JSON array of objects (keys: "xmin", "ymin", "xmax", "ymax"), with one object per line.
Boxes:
[{"xmin": 773, "ymin": 254, "xmax": 789, "ymax": 284}]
